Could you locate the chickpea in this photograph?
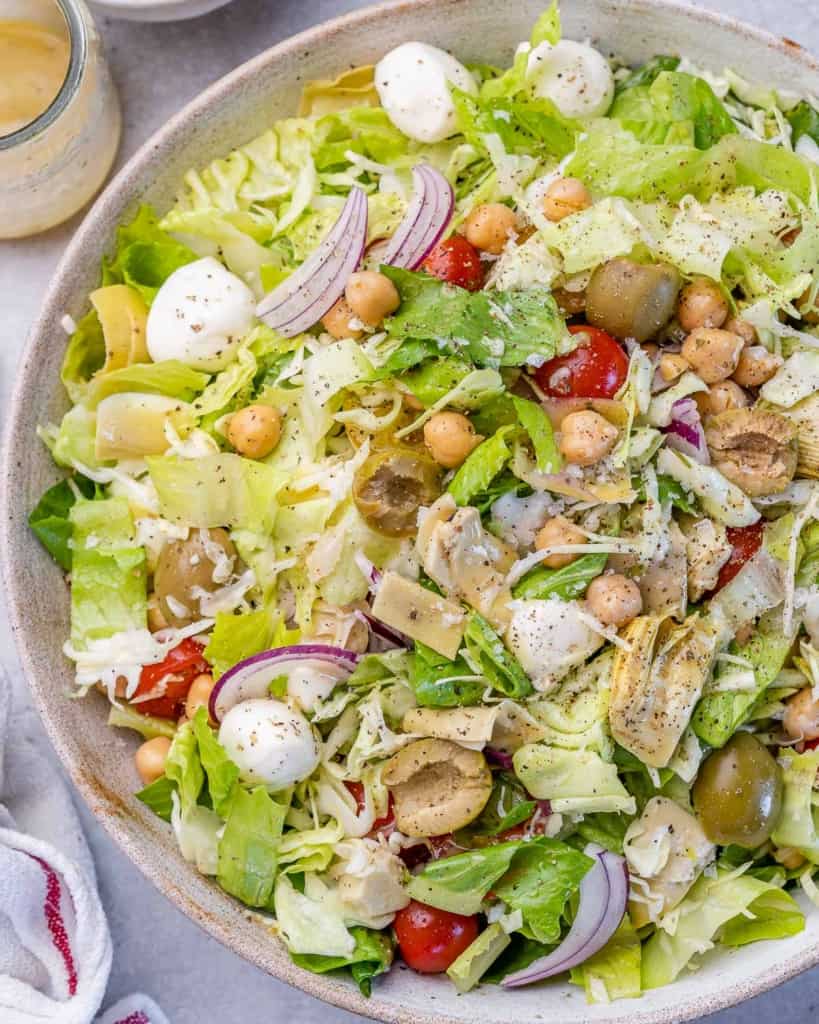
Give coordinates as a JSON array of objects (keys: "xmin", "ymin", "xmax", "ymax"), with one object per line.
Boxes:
[
  {"xmin": 586, "ymin": 573, "xmax": 643, "ymax": 628},
  {"xmin": 724, "ymin": 316, "xmax": 757, "ymax": 347},
  {"xmin": 185, "ymin": 672, "xmax": 215, "ymax": 722},
  {"xmin": 534, "ymin": 515, "xmax": 587, "ymax": 569},
  {"xmin": 681, "ymin": 327, "xmax": 743, "ymax": 384},
  {"xmin": 773, "ymin": 846, "xmax": 806, "ymax": 871},
  {"xmin": 559, "ymin": 410, "xmax": 618, "ymax": 466},
  {"xmin": 423, "ymin": 412, "xmax": 482, "ymax": 469},
  {"xmin": 322, "ymin": 297, "xmax": 363, "ymax": 339},
  {"xmin": 344, "ymin": 270, "xmax": 400, "ymax": 327},
  {"xmin": 228, "ymin": 404, "xmax": 282, "ymax": 460},
  {"xmin": 677, "ymin": 278, "xmax": 729, "ymax": 332},
  {"xmin": 464, "ymin": 203, "xmax": 519, "ymax": 254},
  {"xmin": 147, "ymin": 593, "xmax": 168, "ymax": 633},
  {"xmin": 732, "ymin": 345, "xmax": 782, "ymax": 388},
  {"xmin": 542, "ymin": 177, "xmax": 592, "ymax": 222},
  {"xmin": 135, "ymin": 736, "xmax": 172, "ymax": 786},
  {"xmin": 783, "ymin": 686, "xmax": 819, "ymax": 741},
  {"xmin": 694, "ymin": 380, "xmax": 749, "ymax": 418},
  {"xmin": 658, "ymin": 352, "xmax": 689, "ymax": 383}
]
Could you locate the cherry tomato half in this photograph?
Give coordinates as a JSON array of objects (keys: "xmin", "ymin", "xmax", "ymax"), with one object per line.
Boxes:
[
  {"xmin": 344, "ymin": 781, "xmax": 395, "ymax": 834},
  {"xmin": 534, "ymin": 325, "xmax": 629, "ymax": 399},
  {"xmin": 394, "ymin": 900, "xmax": 479, "ymax": 973},
  {"xmin": 131, "ymin": 638, "xmax": 209, "ymax": 719},
  {"xmin": 422, "ymin": 236, "xmax": 484, "ymax": 292},
  {"xmin": 716, "ymin": 522, "xmax": 764, "ymax": 591}
]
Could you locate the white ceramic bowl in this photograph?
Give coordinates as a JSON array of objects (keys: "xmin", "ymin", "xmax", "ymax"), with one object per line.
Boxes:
[
  {"xmin": 88, "ymin": 0, "xmax": 234, "ymax": 22},
  {"xmin": 3, "ymin": 2, "xmax": 819, "ymax": 1022}
]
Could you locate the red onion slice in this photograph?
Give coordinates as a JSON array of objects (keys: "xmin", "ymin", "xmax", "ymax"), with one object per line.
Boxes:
[
  {"xmin": 256, "ymin": 187, "xmax": 368, "ymax": 338},
  {"xmin": 382, "ymin": 164, "xmax": 454, "ymax": 270},
  {"xmin": 663, "ymin": 397, "xmax": 709, "ymax": 464},
  {"xmin": 353, "ymin": 609, "xmax": 411, "ymax": 652},
  {"xmin": 209, "ymin": 644, "xmax": 361, "ymax": 722},
  {"xmin": 501, "ymin": 844, "xmax": 628, "ymax": 987}
]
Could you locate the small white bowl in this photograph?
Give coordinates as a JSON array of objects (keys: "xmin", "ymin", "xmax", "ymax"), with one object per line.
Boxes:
[{"xmin": 88, "ymin": 0, "xmax": 234, "ymax": 22}]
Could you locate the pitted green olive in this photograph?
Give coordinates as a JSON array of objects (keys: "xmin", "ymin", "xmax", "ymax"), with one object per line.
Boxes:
[
  {"xmin": 586, "ymin": 258, "xmax": 681, "ymax": 343},
  {"xmin": 353, "ymin": 447, "xmax": 442, "ymax": 537},
  {"xmin": 692, "ymin": 732, "xmax": 783, "ymax": 848},
  {"xmin": 154, "ymin": 528, "xmax": 238, "ymax": 627}
]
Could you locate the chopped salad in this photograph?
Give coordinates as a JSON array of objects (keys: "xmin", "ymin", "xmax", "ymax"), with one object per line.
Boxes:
[{"xmin": 30, "ymin": 2, "xmax": 819, "ymax": 1002}]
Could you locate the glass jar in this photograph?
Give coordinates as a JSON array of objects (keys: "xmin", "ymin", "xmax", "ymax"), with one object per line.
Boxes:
[{"xmin": 0, "ymin": 0, "xmax": 121, "ymax": 239}]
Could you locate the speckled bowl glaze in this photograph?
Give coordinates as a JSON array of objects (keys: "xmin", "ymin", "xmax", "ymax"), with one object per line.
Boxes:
[{"xmin": 3, "ymin": 1, "xmax": 819, "ymax": 1021}]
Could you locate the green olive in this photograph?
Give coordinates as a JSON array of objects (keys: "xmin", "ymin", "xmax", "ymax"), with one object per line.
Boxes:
[
  {"xmin": 586, "ymin": 258, "xmax": 681, "ymax": 343},
  {"xmin": 353, "ymin": 447, "xmax": 442, "ymax": 537},
  {"xmin": 692, "ymin": 732, "xmax": 783, "ymax": 848},
  {"xmin": 154, "ymin": 528, "xmax": 238, "ymax": 627}
]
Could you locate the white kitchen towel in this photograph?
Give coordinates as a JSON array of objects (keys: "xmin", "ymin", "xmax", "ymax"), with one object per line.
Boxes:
[{"xmin": 0, "ymin": 668, "xmax": 169, "ymax": 1024}]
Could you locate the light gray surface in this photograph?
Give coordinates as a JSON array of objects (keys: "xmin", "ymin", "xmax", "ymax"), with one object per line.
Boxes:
[{"xmin": 0, "ymin": 0, "xmax": 817, "ymax": 1021}]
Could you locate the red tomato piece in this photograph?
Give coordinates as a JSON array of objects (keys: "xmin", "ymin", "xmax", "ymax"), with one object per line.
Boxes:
[
  {"xmin": 716, "ymin": 522, "xmax": 764, "ymax": 591},
  {"xmin": 131, "ymin": 638, "xmax": 209, "ymax": 719},
  {"xmin": 394, "ymin": 900, "xmax": 479, "ymax": 973},
  {"xmin": 422, "ymin": 236, "xmax": 485, "ymax": 291},
  {"xmin": 534, "ymin": 324, "xmax": 629, "ymax": 399},
  {"xmin": 344, "ymin": 781, "xmax": 395, "ymax": 834}
]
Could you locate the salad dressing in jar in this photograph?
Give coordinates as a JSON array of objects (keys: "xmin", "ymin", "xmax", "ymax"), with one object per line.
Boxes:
[{"xmin": 0, "ymin": 0, "xmax": 120, "ymax": 238}]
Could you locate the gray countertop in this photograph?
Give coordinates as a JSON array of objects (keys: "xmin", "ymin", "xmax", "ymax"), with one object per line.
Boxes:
[{"xmin": 1, "ymin": 1, "xmax": 818, "ymax": 1021}]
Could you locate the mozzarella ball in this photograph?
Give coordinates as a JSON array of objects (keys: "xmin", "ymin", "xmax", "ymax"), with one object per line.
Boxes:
[
  {"xmin": 218, "ymin": 698, "xmax": 319, "ymax": 790},
  {"xmin": 375, "ymin": 42, "xmax": 478, "ymax": 143},
  {"xmin": 526, "ymin": 40, "xmax": 614, "ymax": 119},
  {"xmin": 147, "ymin": 257, "xmax": 255, "ymax": 371},
  {"xmin": 286, "ymin": 663, "xmax": 342, "ymax": 713}
]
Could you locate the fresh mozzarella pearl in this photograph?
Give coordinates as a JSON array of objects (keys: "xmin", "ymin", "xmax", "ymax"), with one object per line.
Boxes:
[
  {"xmin": 218, "ymin": 698, "xmax": 319, "ymax": 790},
  {"xmin": 286, "ymin": 662, "xmax": 343, "ymax": 713},
  {"xmin": 375, "ymin": 42, "xmax": 477, "ymax": 143},
  {"xmin": 146, "ymin": 257, "xmax": 255, "ymax": 371},
  {"xmin": 506, "ymin": 597, "xmax": 603, "ymax": 691},
  {"xmin": 526, "ymin": 40, "xmax": 614, "ymax": 119}
]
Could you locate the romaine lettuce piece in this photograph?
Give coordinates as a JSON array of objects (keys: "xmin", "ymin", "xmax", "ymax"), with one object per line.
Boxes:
[
  {"xmin": 103, "ymin": 205, "xmax": 197, "ymax": 304},
  {"xmin": 42, "ymin": 405, "xmax": 100, "ymax": 470},
  {"xmin": 217, "ymin": 785, "xmax": 288, "ymax": 907},
  {"xmin": 448, "ymin": 425, "xmax": 515, "ymax": 506},
  {"xmin": 642, "ymin": 868, "xmax": 804, "ymax": 988},
  {"xmin": 68, "ymin": 497, "xmax": 147, "ymax": 648},
  {"xmin": 135, "ymin": 776, "xmax": 175, "ymax": 822},
  {"xmin": 570, "ymin": 915, "xmax": 641, "ymax": 1003},
  {"xmin": 204, "ymin": 607, "xmax": 285, "ymax": 680},
  {"xmin": 85, "ymin": 360, "xmax": 210, "ymax": 408},
  {"xmin": 164, "ymin": 719, "xmax": 203, "ymax": 816},
  {"xmin": 402, "ymin": 356, "xmax": 475, "ymax": 407},
  {"xmin": 28, "ymin": 475, "xmax": 96, "ymax": 570},
  {"xmin": 291, "ymin": 926, "xmax": 394, "ymax": 997},
  {"xmin": 512, "ymin": 552, "xmax": 607, "ymax": 601},
  {"xmin": 772, "ymin": 747, "xmax": 819, "ymax": 863},
  {"xmin": 464, "ymin": 612, "xmax": 533, "ymax": 699},
  {"xmin": 511, "ymin": 396, "xmax": 560, "ymax": 472},
  {"xmin": 191, "ymin": 708, "xmax": 239, "ymax": 817},
  {"xmin": 447, "ymin": 923, "xmax": 511, "ymax": 993},
  {"xmin": 274, "ymin": 873, "xmax": 356, "ymax": 957},
  {"xmin": 410, "ymin": 642, "xmax": 485, "ymax": 708},
  {"xmin": 513, "ymin": 745, "xmax": 636, "ymax": 814},
  {"xmin": 147, "ymin": 453, "xmax": 282, "ymax": 532},
  {"xmin": 61, "ymin": 309, "xmax": 106, "ymax": 403},
  {"xmin": 108, "ymin": 703, "xmax": 177, "ymax": 742},
  {"xmin": 692, "ymin": 608, "xmax": 793, "ymax": 748}
]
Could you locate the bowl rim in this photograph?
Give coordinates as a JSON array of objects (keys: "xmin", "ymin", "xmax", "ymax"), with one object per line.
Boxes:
[{"xmin": 2, "ymin": 0, "xmax": 818, "ymax": 1021}]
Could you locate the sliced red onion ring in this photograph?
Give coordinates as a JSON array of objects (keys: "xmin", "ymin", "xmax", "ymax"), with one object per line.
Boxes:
[
  {"xmin": 256, "ymin": 187, "xmax": 368, "ymax": 338},
  {"xmin": 354, "ymin": 550, "xmax": 383, "ymax": 592},
  {"xmin": 209, "ymin": 644, "xmax": 361, "ymax": 722},
  {"xmin": 485, "ymin": 747, "xmax": 515, "ymax": 770},
  {"xmin": 382, "ymin": 164, "xmax": 454, "ymax": 270},
  {"xmin": 501, "ymin": 844, "xmax": 628, "ymax": 987},
  {"xmin": 663, "ymin": 397, "xmax": 709, "ymax": 464}
]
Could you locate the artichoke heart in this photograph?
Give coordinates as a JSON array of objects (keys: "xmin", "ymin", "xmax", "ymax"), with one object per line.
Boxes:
[
  {"xmin": 609, "ymin": 613, "xmax": 720, "ymax": 768},
  {"xmin": 781, "ymin": 392, "xmax": 819, "ymax": 480}
]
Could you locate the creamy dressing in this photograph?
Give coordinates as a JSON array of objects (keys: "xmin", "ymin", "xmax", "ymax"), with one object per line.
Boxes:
[{"xmin": 0, "ymin": 19, "xmax": 70, "ymax": 137}]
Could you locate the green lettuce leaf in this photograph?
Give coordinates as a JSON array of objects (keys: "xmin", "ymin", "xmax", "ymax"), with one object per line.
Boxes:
[
  {"xmin": 107, "ymin": 703, "xmax": 177, "ymax": 741},
  {"xmin": 772, "ymin": 747, "xmax": 819, "ymax": 863},
  {"xmin": 86, "ymin": 360, "xmax": 209, "ymax": 408},
  {"xmin": 452, "ymin": 87, "xmax": 577, "ymax": 160},
  {"xmin": 103, "ymin": 205, "xmax": 197, "ymax": 304},
  {"xmin": 787, "ymin": 100, "xmax": 819, "ymax": 147},
  {"xmin": 514, "ymin": 745, "xmax": 636, "ymax": 815},
  {"xmin": 410, "ymin": 641, "xmax": 485, "ymax": 707},
  {"xmin": 42, "ymin": 405, "xmax": 100, "ymax": 470},
  {"xmin": 511, "ymin": 396, "xmax": 560, "ymax": 473},
  {"xmin": 191, "ymin": 708, "xmax": 239, "ymax": 816},
  {"xmin": 570, "ymin": 915, "xmax": 642, "ymax": 1003},
  {"xmin": 147, "ymin": 453, "xmax": 282, "ymax": 532},
  {"xmin": 28, "ymin": 475, "xmax": 96, "ymax": 570},
  {"xmin": 448, "ymin": 426, "xmax": 515, "ymax": 506},
  {"xmin": 165, "ymin": 720, "xmax": 204, "ymax": 816},
  {"xmin": 512, "ymin": 551, "xmax": 607, "ymax": 601},
  {"xmin": 217, "ymin": 786, "xmax": 288, "ymax": 908},
  {"xmin": 719, "ymin": 887, "xmax": 805, "ymax": 946},
  {"xmin": 135, "ymin": 776, "xmax": 176, "ymax": 822},
  {"xmin": 204, "ymin": 607, "xmax": 284, "ymax": 680},
  {"xmin": 291, "ymin": 927, "xmax": 394, "ymax": 997},
  {"xmin": 401, "ymin": 356, "xmax": 475, "ymax": 407},
  {"xmin": 615, "ymin": 56, "xmax": 680, "ymax": 94},
  {"xmin": 572, "ymin": 812, "xmax": 630, "ymax": 855},
  {"xmin": 61, "ymin": 310, "xmax": 106, "ymax": 403},
  {"xmin": 406, "ymin": 840, "xmax": 525, "ymax": 914},
  {"xmin": 68, "ymin": 497, "xmax": 147, "ymax": 648},
  {"xmin": 464, "ymin": 612, "xmax": 533, "ymax": 699}
]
